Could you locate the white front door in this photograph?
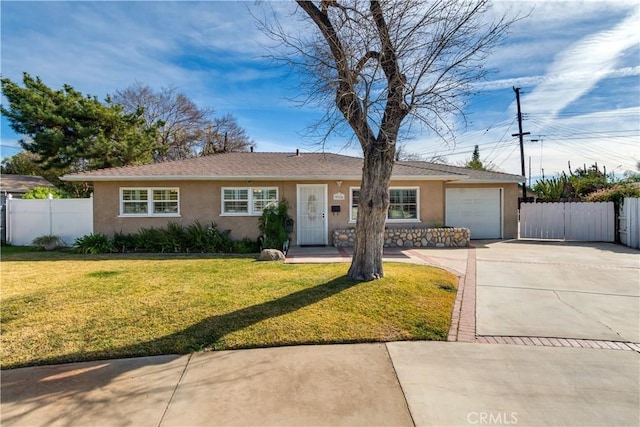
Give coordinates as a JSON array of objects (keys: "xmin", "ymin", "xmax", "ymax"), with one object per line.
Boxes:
[{"xmin": 297, "ymin": 184, "xmax": 327, "ymax": 245}]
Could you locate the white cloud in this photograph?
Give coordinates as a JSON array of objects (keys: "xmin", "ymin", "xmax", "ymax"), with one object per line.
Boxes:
[
  {"xmin": 1, "ymin": 0, "xmax": 638, "ymax": 175},
  {"xmin": 476, "ymin": 65, "xmax": 640, "ymax": 92},
  {"xmin": 522, "ymin": 6, "xmax": 640, "ymax": 116}
]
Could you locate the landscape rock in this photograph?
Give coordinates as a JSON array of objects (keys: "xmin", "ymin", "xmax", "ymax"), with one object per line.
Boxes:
[{"xmin": 258, "ymin": 249, "xmax": 285, "ymax": 261}]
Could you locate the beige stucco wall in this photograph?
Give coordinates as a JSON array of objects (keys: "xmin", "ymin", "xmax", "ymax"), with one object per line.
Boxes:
[{"xmin": 92, "ymin": 179, "xmax": 518, "ymax": 242}]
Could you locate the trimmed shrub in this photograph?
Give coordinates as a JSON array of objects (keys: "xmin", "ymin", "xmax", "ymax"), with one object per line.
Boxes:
[
  {"xmin": 112, "ymin": 232, "xmax": 136, "ymax": 253},
  {"xmin": 233, "ymin": 238, "xmax": 261, "ymax": 254},
  {"xmin": 76, "ymin": 221, "xmax": 254, "ymax": 254},
  {"xmin": 74, "ymin": 233, "xmax": 112, "ymax": 254}
]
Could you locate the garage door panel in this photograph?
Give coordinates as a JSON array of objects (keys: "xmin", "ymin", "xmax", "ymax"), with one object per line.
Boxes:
[{"xmin": 446, "ymin": 188, "xmax": 502, "ymax": 239}]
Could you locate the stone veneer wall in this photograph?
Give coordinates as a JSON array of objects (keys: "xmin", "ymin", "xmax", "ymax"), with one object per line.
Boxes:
[{"xmin": 333, "ymin": 227, "xmax": 470, "ymax": 248}]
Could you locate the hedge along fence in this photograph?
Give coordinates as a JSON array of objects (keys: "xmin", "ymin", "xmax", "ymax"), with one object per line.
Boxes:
[{"xmin": 333, "ymin": 227, "xmax": 470, "ymax": 248}]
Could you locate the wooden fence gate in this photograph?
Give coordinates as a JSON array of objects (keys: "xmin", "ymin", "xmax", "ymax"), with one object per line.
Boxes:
[{"xmin": 519, "ymin": 202, "xmax": 614, "ymax": 241}]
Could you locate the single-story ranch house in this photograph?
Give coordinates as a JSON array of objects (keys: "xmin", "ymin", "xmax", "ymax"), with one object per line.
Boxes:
[{"xmin": 62, "ymin": 152, "xmax": 524, "ymax": 246}]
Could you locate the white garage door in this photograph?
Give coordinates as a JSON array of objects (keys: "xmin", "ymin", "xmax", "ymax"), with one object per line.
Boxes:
[{"xmin": 446, "ymin": 188, "xmax": 502, "ymax": 239}]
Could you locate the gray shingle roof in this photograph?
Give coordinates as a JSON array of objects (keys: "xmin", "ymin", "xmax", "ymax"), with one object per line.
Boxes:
[
  {"xmin": 61, "ymin": 152, "xmax": 523, "ymax": 183},
  {"xmin": 0, "ymin": 174, "xmax": 55, "ymax": 193}
]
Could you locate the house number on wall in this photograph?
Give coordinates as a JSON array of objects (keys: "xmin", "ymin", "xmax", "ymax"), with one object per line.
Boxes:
[{"xmin": 333, "ymin": 192, "xmax": 345, "ymax": 201}]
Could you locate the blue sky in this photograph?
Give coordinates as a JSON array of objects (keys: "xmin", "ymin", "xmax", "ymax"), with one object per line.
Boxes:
[{"xmin": 1, "ymin": 0, "xmax": 638, "ymax": 181}]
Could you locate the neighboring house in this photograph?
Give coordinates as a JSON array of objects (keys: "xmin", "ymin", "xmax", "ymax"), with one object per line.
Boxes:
[
  {"xmin": 61, "ymin": 152, "xmax": 524, "ymax": 244},
  {"xmin": 518, "ymin": 184, "xmax": 538, "ymax": 201},
  {"xmin": 0, "ymin": 174, "xmax": 56, "ymax": 202},
  {"xmin": 1, "ymin": 174, "xmax": 56, "ymax": 242}
]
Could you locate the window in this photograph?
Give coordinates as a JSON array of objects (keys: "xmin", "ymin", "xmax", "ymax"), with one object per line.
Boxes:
[
  {"xmin": 222, "ymin": 188, "xmax": 249, "ymax": 213},
  {"xmin": 350, "ymin": 187, "xmax": 419, "ymax": 222},
  {"xmin": 350, "ymin": 188, "xmax": 360, "ymax": 222},
  {"xmin": 222, "ymin": 187, "xmax": 278, "ymax": 215},
  {"xmin": 252, "ymin": 188, "xmax": 278, "ymax": 213},
  {"xmin": 388, "ymin": 188, "xmax": 418, "ymax": 220},
  {"xmin": 120, "ymin": 188, "xmax": 179, "ymax": 216}
]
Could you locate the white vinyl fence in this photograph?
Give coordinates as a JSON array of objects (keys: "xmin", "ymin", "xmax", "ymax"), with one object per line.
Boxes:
[
  {"xmin": 520, "ymin": 202, "xmax": 614, "ymax": 242},
  {"xmin": 619, "ymin": 197, "xmax": 640, "ymax": 249},
  {"xmin": 5, "ymin": 195, "xmax": 93, "ymax": 246}
]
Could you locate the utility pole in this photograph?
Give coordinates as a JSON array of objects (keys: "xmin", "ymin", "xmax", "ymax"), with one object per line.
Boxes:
[
  {"xmin": 512, "ymin": 87, "xmax": 530, "ymax": 200},
  {"xmin": 531, "ymin": 138, "xmax": 543, "ymax": 179}
]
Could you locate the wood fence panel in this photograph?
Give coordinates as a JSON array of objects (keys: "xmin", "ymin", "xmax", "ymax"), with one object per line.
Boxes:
[
  {"xmin": 619, "ymin": 197, "xmax": 640, "ymax": 249},
  {"xmin": 565, "ymin": 202, "xmax": 614, "ymax": 241},
  {"xmin": 520, "ymin": 202, "xmax": 614, "ymax": 242},
  {"xmin": 520, "ymin": 202, "xmax": 565, "ymax": 239}
]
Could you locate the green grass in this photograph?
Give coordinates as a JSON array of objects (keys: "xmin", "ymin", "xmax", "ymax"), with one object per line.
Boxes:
[{"xmin": 1, "ymin": 249, "xmax": 458, "ymax": 369}]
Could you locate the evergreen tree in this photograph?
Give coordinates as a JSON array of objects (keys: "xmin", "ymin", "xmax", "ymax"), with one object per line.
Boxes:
[{"xmin": 1, "ymin": 73, "xmax": 159, "ymax": 172}]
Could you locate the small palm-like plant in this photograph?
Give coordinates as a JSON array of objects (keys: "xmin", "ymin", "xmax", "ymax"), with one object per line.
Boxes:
[{"xmin": 74, "ymin": 233, "xmax": 112, "ymax": 254}]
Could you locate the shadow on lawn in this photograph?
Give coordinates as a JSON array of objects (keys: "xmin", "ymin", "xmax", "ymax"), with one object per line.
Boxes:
[{"xmin": 1, "ymin": 275, "xmax": 360, "ymax": 415}]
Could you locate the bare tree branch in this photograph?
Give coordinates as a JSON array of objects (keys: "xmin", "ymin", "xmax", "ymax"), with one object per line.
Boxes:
[{"xmin": 256, "ymin": 0, "xmax": 522, "ymax": 280}]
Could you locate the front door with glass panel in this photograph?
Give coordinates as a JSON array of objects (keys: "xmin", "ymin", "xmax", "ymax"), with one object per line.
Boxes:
[{"xmin": 297, "ymin": 184, "xmax": 327, "ymax": 245}]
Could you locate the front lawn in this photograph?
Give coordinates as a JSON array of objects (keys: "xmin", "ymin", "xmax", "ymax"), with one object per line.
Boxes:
[{"xmin": 1, "ymin": 250, "xmax": 457, "ymax": 369}]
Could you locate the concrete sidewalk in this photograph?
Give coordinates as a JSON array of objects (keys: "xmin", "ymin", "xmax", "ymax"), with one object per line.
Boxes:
[{"xmin": 2, "ymin": 342, "xmax": 638, "ymax": 426}]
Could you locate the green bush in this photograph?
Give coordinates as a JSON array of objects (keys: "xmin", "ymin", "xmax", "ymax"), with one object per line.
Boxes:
[
  {"xmin": 165, "ymin": 222, "xmax": 187, "ymax": 252},
  {"xmin": 112, "ymin": 232, "xmax": 136, "ymax": 253},
  {"xmin": 208, "ymin": 223, "xmax": 234, "ymax": 253},
  {"xmin": 22, "ymin": 186, "xmax": 72, "ymax": 199},
  {"xmin": 233, "ymin": 238, "xmax": 261, "ymax": 254},
  {"xmin": 128, "ymin": 222, "xmax": 233, "ymax": 253},
  {"xmin": 185, "ymin": 220, "xmax": 212, "ymax": 252},
  {"xmin": 258, "ymin": 199, "xmax": 292, "ymax": 251},
  {"xmin": 585, "ymin": 183, "xmax": 640, "ymax": 206},
  {"xmin": 135, "ymin": 227, "xmax": 165, "ymax": 252},
  {"xmin": 76, "ymin": 221, "xmax": 262, "ymax": 255},
  {"xmin": 74, "ymin": 233, "xmax": 112, "ymax": 254}
]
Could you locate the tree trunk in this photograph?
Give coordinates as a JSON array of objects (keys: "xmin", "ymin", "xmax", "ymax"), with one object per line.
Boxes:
[{"xmin": 347, "ymin": 144, "xmax": 395, "ymax": 281}]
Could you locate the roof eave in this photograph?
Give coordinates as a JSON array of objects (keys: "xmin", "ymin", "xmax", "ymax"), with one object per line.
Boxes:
[
  {"xmin": 61, "ymin": 174, "xmax": 365, "ymax": 182},
  {"xmin": 62, "ymin": 174, "xmax": 469, "ymax": 182},
  {"xmin": 452, "ymin": 178, "xmax": 525, "ymax": 184}
]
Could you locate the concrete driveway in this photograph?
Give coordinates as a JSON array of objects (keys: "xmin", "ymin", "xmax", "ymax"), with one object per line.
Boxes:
[{"xmin": 475, "ymin": 240, "xmax": 640, "ymax": 342}]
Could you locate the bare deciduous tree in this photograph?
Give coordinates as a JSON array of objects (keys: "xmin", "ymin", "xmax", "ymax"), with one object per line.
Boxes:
[
  {"xmin": 114, "ymin": 83, "xmax": 254, "ymax": 160},
  {"xmin": 259, "ymin": 0, "xmax": 519, "ymax": 281},
  {"xmin": 201, "ymin": 114, "xmax": 256, "ymax": 155}
]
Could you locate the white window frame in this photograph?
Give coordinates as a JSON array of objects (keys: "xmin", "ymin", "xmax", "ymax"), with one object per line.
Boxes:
[
  {"xmin": 349, "ymin": 186, "xmax": 360, "ymax": 223},
  {"xmin": 221, "ymin": 187, "xmax": 278, "ymax": 216},
  {"xmin": 349, "ymin": 186, "xmax": 420, "ymax": 223},
  {"xmin": 119, "ymin": 187, "xmax": 180, "ymax": 217}
]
